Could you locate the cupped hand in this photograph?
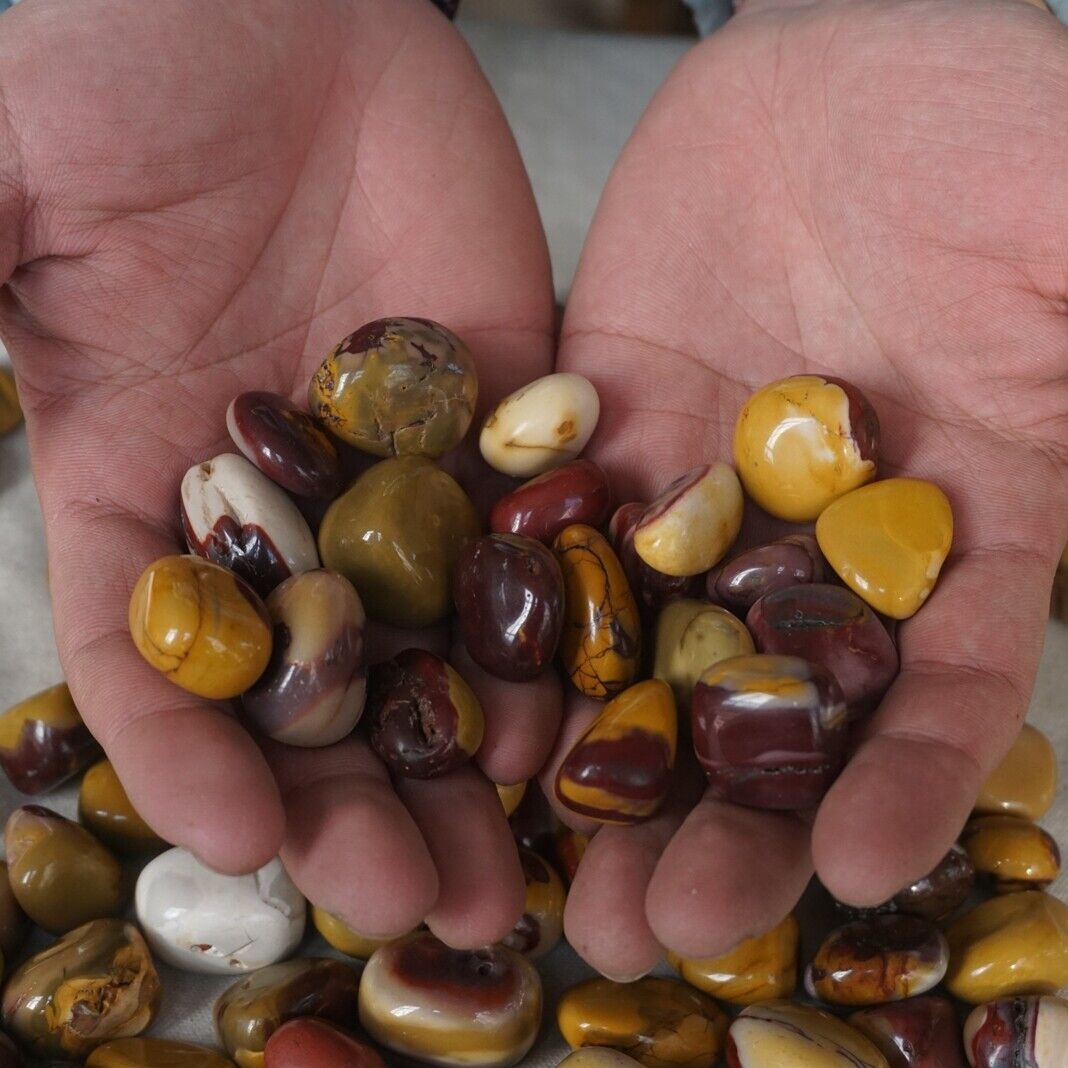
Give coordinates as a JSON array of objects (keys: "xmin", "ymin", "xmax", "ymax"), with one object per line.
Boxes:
[
  {"xmin": 0, "ymin": 0, "xmax": 559, "ymax": 946},
  {"xmin": 548, "ymin": 0, "xmax": 1068, "ymax": 978}
]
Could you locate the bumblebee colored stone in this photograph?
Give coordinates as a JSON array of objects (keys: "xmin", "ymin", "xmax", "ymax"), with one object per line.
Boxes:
[
  {"xmin": 309, "ymin": 317, "xmax": 477, "ymax": 458},
  {"xmin": 653, "ymin": 600, "xmax": 755, "ymax": 710},
  {"xmin": 227, "ymin": 391, "xmax": 341, "ymax": 499},
  {"xmin": 555, "ymin": 524, "xmax": 641, "ymax": 699},
  {"xmin": 1, "ymin": 919, "xmax": 160, "ymax": 1059},
  {"xmin": 746, "ymin": 584, "xmax": 898, "ymax": 714},
  {"xmin": 136, "ymin": 848, "xmax": 305, "ymax": 975},
  {"xmin": 311, "ymin": 907, "xmax": 395, "ymax": 961},
  {"xmin": 78, "ymin": 759, "xmax": 167, "ymax": 855},
  {"xmin": 962, "ymin": 816, "xmax": 1061, "ymax": 893},
  {"xmin": 0, "ymin": 368, "xmax": 21, "ymax": 435},
  {"xmin": 963, "ymin": 995, "xmax": 1068, "ymax": 1068},
  {"xmin": 0, "ymin": 682, "xmax": 100, "ymax": 795},
  {"xmin": 5, "ymin": 805, "xmax": 125, "ymax": 935},
  {"xmin": 453, "ymin": 534, "xmax": 564, "ymax": 681},
  {"xmin": 264, "ymin": 1019, "xmax": 383, "ymax": 1068},
  {"xmin": 692, "ymin": 654, "xmax": 848, "ymax": 810},
  {"xmin": 726, "ymin": 1002, "xmax": 890, "ymax": 1068},
  {"xmin": 556, "ymin": 680, "xmax": 677, "ymax": 824},
  {"xmin": 945, "ymin": 892, "xmax": 1068, "ymax": 1004},
  {"xmin": 128, "ymin": 555, "xmax": 273, "ymax": 700},
  {"xmin": 367, "ymin": 649, "xmax": 484, "ymax": 778},
  {"xmin": 88, "ymin": 1039, "xmax": 235, "ymax": 1067},
  {"xmin": 890, "ymin": 844, "xmax": 976, "ymax": 921},
  {"xmin": 557, "ymin": 976, "xmax": 728, "ymax": 1068},
  {"xmin": 318, "ymin": 456, "xmax": 479, "ymax": 629},
  {"xmin": 242, "ymin": 570, "xmax": 366, "ymax": 747},
  {"xmin": 559, "ymin": 1053, "xmax": 644, "ymax": 1068},
  {"xmin": 555, "ymin": 827, "xmax": 590, "ymax": 884},
  {"xmin": 610, "ymin": 503, "xmax": 703, "ymax": 615},
  {"xmin": 805, "ymin": 915, "xmax": 949, "ymax": 1006},
  {"xmin": 490, "ymin": 460, "xmax": 612, "ymax": 544},
  {"xmin": 359, "ymin": 931, "xmax": 542, "ymax": 1067},
  {"xmin": 181, "ymin": 453, "xmax": 320, "ymax": 597},
  {"xmin": 975, "ymin": 724, "xmax": 1057, "ymax": 822},
  {"xmin": 707, "ymin": 534, "xmax": 825, "ymax": 613},
  {"xmin": 668, "ymin": 915, "xmax": 799, "ymax": 1005},
  {"xmin": 215, "ymin": 958, "xmax": 359, "ymax": 1068},
  {"xmin": 502, "ymin": 849, "xmax": 566, "ymax": 961},
  {"xmin": 498, "ymin": 780, "xmax": 528, "ymax": 818},
  {"xmin": 633, "ymin": 464, "xmax": 744, "ymax": 577},
  {"xmin": 816, "ymin": 478, "xmax": 953, "ymax": 620},
  {"xmin": 733, "ymin": 374, "xmax": 880, "ymax": 522},
  {"xmin": 0, "ymin": 861, "xmax": 27, "ymax": 960},
  {"xmin": 850, "ymin": 997, "xmax": 966, "ymax": 1068}
]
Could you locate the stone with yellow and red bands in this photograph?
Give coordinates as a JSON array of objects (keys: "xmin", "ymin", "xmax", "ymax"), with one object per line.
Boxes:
[
  {"xmin": 501, "ymin": 849, "xmax": 566, "ymax": 961},
  {"xmin": 850, "ymin": 996, "xmax": 966, "ymax": 1068},
  {"xmin": 963, "ymin": 995, "xmax": 1068, "ymax": 1068},
  {"xmin": 490, "ymin": 460, "xmax": 612, "ymax": 545}
]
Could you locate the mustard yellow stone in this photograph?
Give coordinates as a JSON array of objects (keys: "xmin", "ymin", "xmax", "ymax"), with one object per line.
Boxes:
[
  {"xmin": 816, "ymin": 478, "xmax": 953, "ymax": 619},
  {"xmin": 0, "ymin": 369, "xmax": 22, "ymax": 436},
  {"xmin": 668, "ymin": 915, "xmax": 799, "ymax": 1005},
  {"xmin": 945, "ymin": 891, "xmax": 1068, "ymax": 1004},
  {"xmin": 975, "ymin": 724, "xmax": 1057, "ymax": 822},
  {"xmin": 497, "ymin": 780, "xmax": 527, "ymax": 818},
  {"xmin": 961, "ymin": 816, "xmax": 1061, "ymax": 893},
  {"xmin": 87, "ymin": 1038, "xmax": 235, "ymax": 1067},
  {"xmin": 311, "ymin": 907, "xmax": 395, "ymax": 960},
  {"xmin": 1052, "ymin": 543, "xmax": 1067, "ymax": 621},
  {"xmin": 79, "ymin": 760, "xmax": 167, "ymax": 856}
]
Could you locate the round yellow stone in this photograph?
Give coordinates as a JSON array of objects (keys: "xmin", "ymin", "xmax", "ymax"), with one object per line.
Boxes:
[
  {"xmin": 311, "ymin": 906, "xmax": 395, "ymax": 960},
  {"xmin": 974, "ymin": 724, "xmax": 1057, "ymax": 822}
]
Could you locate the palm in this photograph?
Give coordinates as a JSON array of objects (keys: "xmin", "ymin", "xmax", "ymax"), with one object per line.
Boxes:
[{"xmin": 553, "ymin": 0, "xmax": 1068, "ymax": 975}]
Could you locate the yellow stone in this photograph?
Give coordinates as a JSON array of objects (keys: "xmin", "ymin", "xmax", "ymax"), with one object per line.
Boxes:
[
  {"xmin": 311, "ymin": 906, "xmax": 395, "ymax": 960},
  {"xmin": 0, "ymin": 368, "xmax": 22, "ymax": 436},
  {"xmin": 497, "ymin": 781, "xmax": 527, "ymax": 818},
  {"xmin": 974, "ymin": 724, "xmax": 1057, "ymax": 822},
  {"xmin": 87, "ymin": 1039, "xmax": 234, "ymax": 1066},
  {"xmin": 79, "ymin": 761, "xmax": 167, "ymax": 856},
  {"xmin": 961, "ymin": 816, "xmax": 1061, "ymax": 893},
  {"xmin": 815, "ymin": 478, "xmax": 953, "ymax": 619}
]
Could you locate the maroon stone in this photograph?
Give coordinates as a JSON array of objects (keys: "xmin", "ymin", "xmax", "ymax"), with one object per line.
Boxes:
[
  {"xmin": 852, "ymin": 996, "xmax": 966, "ymax": 1068},
  {"xmin": 0, "ymin": 719, "xmax": 100, "ymax": 797},
  {"xmin": 265, "ymin": 1019, "xmax": 384, "ymax": 1068},
  {"xmin": 707, "ymin": 534, "xmax": 825, "ymax": 613},
  {"xmin": 489, "ymin": 460, "xmax": 611, "ymax": 545},
  {"xmin": 182, "ymin": 510, "xmax": 293, "ymax": 599},
  {"xmin": 826, "ymin": 375, "xmax": 880, "ymax": 467},
  {"xmin": 387, "ymin": 932, "xmax": 520, "ymax": 1010}
]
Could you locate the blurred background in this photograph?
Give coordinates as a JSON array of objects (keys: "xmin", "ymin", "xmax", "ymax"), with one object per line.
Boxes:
[{"xmin": 461, "ymin": 0, "xmax": 698, "ymax": 33}]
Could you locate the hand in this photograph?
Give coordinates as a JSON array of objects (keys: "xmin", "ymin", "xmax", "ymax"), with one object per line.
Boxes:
[
  {"xmin": 548, "ymin": 0, "xmax": 1068, "ymax": 977},
  {"xmin": 0, "ymin": 0, "xmax": 559, "ymax": 947}
]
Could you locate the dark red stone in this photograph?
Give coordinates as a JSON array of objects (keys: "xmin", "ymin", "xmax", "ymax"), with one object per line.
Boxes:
[
  {"xmin": 264, "ymin": 1018, "xmax": 384, "ymax": 1068},
  {"xmin": 0, "ymin": 720, "xmax": 100, "ymax": 797},
  {"xmin": 181, "ymin": 510, "xmax": 293, "ymax": 599},
  {"xmin": 489, "ymin": 460, "xmax": 611, "ymax": 545},
  {"xmin": 826, "ymin": 375, "xmax": 880, "ymax": 468},
  {"xmin": 388, "ymin": 932, "xmax": 520, "ymax": 1010},
  {"xmin": 707, "ymin": 534, "xmax": 825, "ymax": 613},
  {"xmin": 852, "ymin": 996, "xmax": 966, "ymax": 1068}
]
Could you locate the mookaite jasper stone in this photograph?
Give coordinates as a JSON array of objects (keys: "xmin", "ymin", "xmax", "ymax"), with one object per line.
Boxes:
[
  {"xmin": 692, "ymin": 654, "xmax": 848, "ymax": 810},
  {"xmin": 946, "ymin": 892, "xmax": 1068, "ymax": 1004},
  {"xmin": 490, "ymin": 460, "xmax": 612, "ymax": 544},
  {"xmin": 264, "ymin": 1019, "xmax": 383, "ymax": 1068},
  {"xmin": 850, "ymin": 997, "xmax": 966, "ymax": 1068},
  {"xmin": 961, "ymin": 816, "xmax": 1061, "ymax": 893},
  {"xmin": 555, "ymin": 524, "xmax": 641, "ymax": 699},
  {"xmin": 0, "ymin": 367, "xmax": 22, "ymax": 435},
  {"xmin": 559, "ymin": 1053, "xmax": 644, "ymax": 1068},
  {"xmin": 707, "ymin": 534, "xmax": 825, "ymax": 613},
  {"xmin": 318, "ymin": 456, "xmax": 479, "ymax": 628},
  {"xmin": 556, "ymin": 680, "xmax": 677, "ymax": 824},
  {"xmin": 805, "ymin": 915, "xmax": 949, "ymax": 1006},
  {"xmin": 453, "ymin": 534, "xmax": 564, "ymax": 681},
  {"xmin": 654, "ymin": 600, "xmax": 754, "ymax": 709},
  {"xmin": 0, "ymin": 861, "xmax": 27, "ymax": 960},
  {"xmin": 669, "ymin": 915, "xmax": 799, "ymax": 1005},
  {"xmin": 555, "ymin": 827, "xmax": 590, "ymax": 884},
  {"xmin": 890, "ymin": 844, "xmax": 976, "ymax": 921},
  {"xmin": 498, "ymin": 780, "xmax": 527, "ymax": 818},
  {"xmin": 816, "ymin": 478, "xmax": 953, "ymax": 619},
  {"xmin": 309, "ymin": 317, "xmax": 478, "ymax": 458},
  {"xmin": 726, "ymin": 1002, "xmax": 890, "ymax": 1068},
  {"xmin": 733, "ymin": 374, "xmax": 880, "ymax": 522},
  {"xmin": 610, "ymin": 503, "xmax": 703, "ymax": 615},
  {"xmin": 0, "ymin": 682, "xmax": 100, "ymax": 795},
  {"xmin": 359, "ymin": 931, "xmax": 542, "ymax": 1067},
  {"xmin": 311, "ymin": 907, "xmax": 395, "ymax": 961},
  {"xmin": 2, "ymin": 919, "xmax": 160, "ymax": 1059},
  {"xmin": 974, "ymin": 724, "xmax": 1057, "ymax": 822},
  {"xmin": 128, "ymin": 555, "xmax": 273, "ymax": 700},
  {"xmin": 79, "ymin": 759, "xmax": 166, "ymax": 855},
  {"xmin": 88, "ymin": 1039, "xmax": 235, "ymax": 1067},
  {"xmin": 963, "ymin": 995, "xmax": 1068, "ymax": 1068},
  {"xmin": 502, "ymin": 849, "xmax": 566, "ymax": 960},
  {"xmin": 558, "ymin": 976, "xmax": 728, "ymax": 1068}
]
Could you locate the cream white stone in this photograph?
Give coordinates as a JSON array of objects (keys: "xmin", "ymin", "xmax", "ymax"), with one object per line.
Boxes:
[{"xmin": 963, "ymin": 996, "xmax": 1068, "ymax": 1068}]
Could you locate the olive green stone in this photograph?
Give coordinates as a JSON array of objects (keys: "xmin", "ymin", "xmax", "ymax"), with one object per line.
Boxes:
[
  {"xmin": 88, "ymin": 1039, "xmax": 235, "ymax": 1067},
  {"xmin": 318, "ymin": 457, "xmax": 479, "ymax": 628}
]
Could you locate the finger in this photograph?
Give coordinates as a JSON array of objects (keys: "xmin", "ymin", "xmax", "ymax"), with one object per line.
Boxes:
[
  {"xmin": 265, "ymin": 736, "xmax": 438, "ymax": 938},
  {"xmin": 395, "ymin": 765, "xmax": 525, "ymax": 948},
  {"xmin": 538, "ymin": 692, "xmax": 604, "ymax": 835}
]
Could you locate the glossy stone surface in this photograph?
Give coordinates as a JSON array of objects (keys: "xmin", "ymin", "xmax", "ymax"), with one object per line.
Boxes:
[
  {"xmin": 974, "ymin": 724, "xmax": 1057, "ymax": 822},
  {"xmin": 0, "ymin": 682, "xmax": 99, "ymax": 795},
  {"xmin": 79, "ymin": 759, "xmax": 166, "ymax": 855},
  {"xmin": 555, "ymin": 524, "xmax": 641, "ymax": 699},
  {"xmin": 490, "ymin": 460, "xmax": 611, "ymax": 544},
  {"xmin": 633, "ymin": 464, "xmax": 744, "ymax": 577},
  {"xmin": 556, "ymin": 680, "xmax": 677, "ymax": 824},
  {"xmin": 558, "ymin": 976, "xmax": 728, "ymax": 1068},
  {"xmin": 733, "ymin": 374, "xmax": 880, "ymax": 522},
  {"xmin": 806, "ymin": 915, "xmax": 949, "ymax": 1006},
  {"xmin": 480, "ymin": 372, "xmax": 600, "ymax": 477},
  {"xmin": 309, "ymin": 318, "xmax": 477, "ymax": 458},
  {"xmin": 747, "ymin": 584, "xmax": 898, "ymax": 715},
  {"xmin": 559, "ymin": 1053, "xmax": 644, "ymax": 1068},
  {"xmin": 227, "ymin": 391, "xmax": 341, "ymax": 498},
  {"xmin": 497, "ymin": 780, "xmax": 527, "ymax": 818},
  {"xmin": 707, "ymin": 534, "xmax": 825, "ymax": 613},
  {"xmin": 88, "ymin": 1039, "xmax": 235, "ymax": 1067},
  {"xmin": 653, "ymin": 600, "xmax": 754, "ymax": 710},
  {"xmin": 242, "ymin": 570, "xmax": 366, "ymax": 747},
  {"xmin": 692, "ymin": 654, "xmax": 848, "ymax": 810},
  {"xmin": 727, "ymin": 1002, "xmax": 889, "ymax": 1068},
  {"xmin": 963, "ymin": 994, "xmax": 1068, "ymax": 1068},
  {"xmin": 311, "ymin": 907, "xmax": 394, "ymax": 961},
  {"xmin": 181, "ymin": 453, "xmax": 320, "ymax": 597},
  {"xmin": 945, "ymin": 892, "xmax": 1068, "ymax": 1004},
  {"xmin": 0, "ymin": 861, "xmax": 27, "ymax": 960},
  {"xmin": 129, "ymin": 555, "xmax": 273, "ymax": 700},
  {"xmin": 318, "ymin": 456, "xmax": 479, "ymax": 629},
  {"xmin": 5, "ymin": 805, "xmax": 125, "ymax": 934},
  {"xmin": 359, "ymin": 931, "xmax": 542, "ymax": 1067},
  {"xmin": 668, "ymin": 915, "xmax": 799, "ymax": 1005},
  {"xmin": 502, "ymin": 849, "xmax": 566, "ymax": 961},
  {"xmin": 453, "ymin": 534, "xmax": 564, "ymax": 681},
  {"xmin": 215, "ymin": 958, "xmax": 358, "ymax": 1068},
  {"xmin": 850, "ymin": 998, "xmax": 966, "ymax": 1068},
  {"xmin": 555, "ymin": 827, "xmax": 590, "ymax": 884},
  {"xmin": 962, "ymin": 816, "xmax": 1061, "ymax": 893},
  {"xmin": 264, "ymin": 1019, "xmax": 383, "ymax": 1068},
  {"xmin": 2, "ymin": 919, "xmax": 160, "ymax": 1059},
  {"xmin": 816, "ymin": 478, "xmax": 953, "ymax": 620},
  {"xmin": 890, "ymin": 844, "xmax": 976, "ymax": 921},
  {"xmin": 0, "ymin": 368, "xmax": 21, "ymax": 436},
  {"xmin": 135, "ymin": 848, "xmax": 305, "ymax": 975}
]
